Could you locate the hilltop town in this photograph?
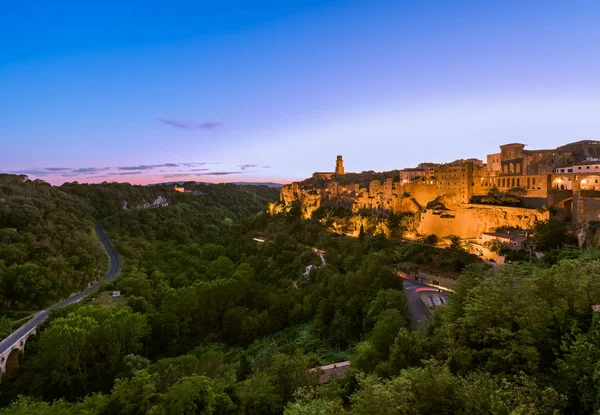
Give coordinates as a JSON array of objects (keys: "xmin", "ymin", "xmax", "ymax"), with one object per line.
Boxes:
[{"xmin": 280, "ymin": 141, "xmax": 600, "ymax": 247}]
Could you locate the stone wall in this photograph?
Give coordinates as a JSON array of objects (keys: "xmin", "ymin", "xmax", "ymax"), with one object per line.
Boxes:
[
  {"xmin": 418, "ymin": 204, "xmax": 549, "ymax": 238},
  {"xmin": 576, "ymin": 198, "xmax": 600, "ymax": 223},
  {"xmin": 403, "ymin": 183, "xmax": 438, "ymax": 208}
]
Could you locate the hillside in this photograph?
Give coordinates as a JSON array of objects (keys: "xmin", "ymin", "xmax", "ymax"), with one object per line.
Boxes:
[
  {"xmin": 2, "ymin": 174, "xmax": 600, "ymax": 414},
  {"xmin": 0, "ymin": 175, "xmax": 278, "ymax": 317}
]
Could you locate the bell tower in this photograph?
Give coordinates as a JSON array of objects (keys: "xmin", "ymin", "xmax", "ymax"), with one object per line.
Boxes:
[{"xmin": 335, "ymin": 155, "xmax": 345, "ymax": 175}]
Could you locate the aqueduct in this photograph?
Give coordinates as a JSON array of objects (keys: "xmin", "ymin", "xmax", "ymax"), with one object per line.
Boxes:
[
  {"xmin": 0, "ymin": 323, "xmax": 37, "ymax": 379},
  {"xmin": 0, "ymin": 223, "xmax": 121, "ymax": 380}
]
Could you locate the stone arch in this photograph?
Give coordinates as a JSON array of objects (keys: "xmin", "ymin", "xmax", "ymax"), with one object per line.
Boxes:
[
  {"xmin": 552, "ymin": 176, "xmax": 572, "ymax": 190},
  {"xmin": 580, "ymin": 175, "xmax": 600, "ymax": 191},
  {"xmin": 5, "ymin": 348, "xmax": 22, "ymax": 379},
  {"xmin": 23, "ymin": 332, "xmax": 37, "ymax": 355},
  {"xmin": 557, "ymin": 197, "xmax": 573, "ymax": 222}
]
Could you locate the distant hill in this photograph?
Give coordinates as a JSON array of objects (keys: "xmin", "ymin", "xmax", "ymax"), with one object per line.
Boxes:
[
  {"xmin": 232, "ymin": 182, "xmax": 284, "ymax": 188},
  {"xmin": 0, "ymin": 174, "xmax": 280, "ymax": 312},
  {"xmin": 147, "ymin": 181, "xmax": 284, "ymax": 188}
]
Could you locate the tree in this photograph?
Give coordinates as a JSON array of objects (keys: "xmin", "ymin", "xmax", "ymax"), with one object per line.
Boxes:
[
  {"xmin": 366, "ymin": 289, "xmax": 409, "ymax": 330},
  {"xmin": 533, "ymin": 219, "xmax": 570, "ymax": 250},
  {"xmin": 0, "ymin": 396, "xmax": 74, "ymax": 415},
  {"xmin": 158, "ymin": 375, "xmax": 231, "ymax": 415},
  {"xmin": 350, "ymin": 373, "xmax": 416, "ymax": 415},
  {"xmin": 105, "ymin": 370, "xmax": 157, "ymax": 415},
  {"xmin": 236, "ymin": 372, "xmax": 283, "ymax": 415},
  {"xmin": 284, "ymin": 388, "xmax": 345, "ymax": 415},
  {"xmin": 555, "ymin": 315, "xmax": 600, "ymax": 413},
  {"xmin": 446, "ymin": 235, "xmax": 464, "ymax": 252},
  {"xmin": 30, "ymin": 306, "xmax": 149, "ymax": 398},
  {"xmin": 370, "ymin": 309, "xmax": 407, "ymax": 362},
  {"xmin": 268, "ymin": 352, "xmax": 319, "ymax": 402},
  {"xmin": 388, "ymin": 328, "xmax": 427, "ymax": 374}
]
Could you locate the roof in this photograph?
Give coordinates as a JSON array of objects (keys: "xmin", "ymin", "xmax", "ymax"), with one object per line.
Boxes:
[
  {"xmin": 556, "ymin": 161, "xmax": 600, "ymax": 167},
  {"xmin": 317, "ymin": 361, "xmax": 351, "ymax": 372},
  {"xmin": 309, "ymin": 361, "xmax": 352, "ymax": 384}
]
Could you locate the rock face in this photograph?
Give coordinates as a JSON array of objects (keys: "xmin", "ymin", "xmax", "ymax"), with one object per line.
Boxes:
[
  {"xmin": 418, "ymin": 205, "xmax": 549, "ymax": 238},
  {"xmin": 281, "ymin": 178, "xmax": 550, "ymax": 237},
  {"xmin": 134, "ymin": 196, "xmax": 169, "ymax": 210}
]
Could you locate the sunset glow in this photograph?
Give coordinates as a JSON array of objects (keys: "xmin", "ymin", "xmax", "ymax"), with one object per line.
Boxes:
[{"xmin": 2, "ymin": 1, "xmax": 600, "ymax": 184}]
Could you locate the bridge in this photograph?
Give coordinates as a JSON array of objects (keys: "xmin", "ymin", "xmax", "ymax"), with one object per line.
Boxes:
[{"xmin": 0, "ymin": 222, "xmax": 122, "ymax": 379}]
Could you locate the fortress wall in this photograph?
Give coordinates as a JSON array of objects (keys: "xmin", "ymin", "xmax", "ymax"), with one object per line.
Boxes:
[
  {"xmin": 522, "ymin": 197, "xmax": 548, "ymax": 208},
  {"xmin": 403, "ymin": 184, "xmax": 438, "ymax": 207},
  {"xmin": 547, "ymin": 189, "xmax": 574, "ymax": 206},
  {"xmin": 418, "ymin": 205, "xmax": 549, "ymax": 238},
  {"xmin": 577, "ymin": 198, "xmax": 600, "ymax": 223},
  {"xmin": 417, "ymin": 212, "xmax": 459, "ymax": 237}
]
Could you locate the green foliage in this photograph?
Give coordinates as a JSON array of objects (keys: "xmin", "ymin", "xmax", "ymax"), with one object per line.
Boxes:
[
  {"xmin": 267, "ymin": 352, "xmax": 319, "ymax": 402},
  {"xmin": 533, "ymin": 219, "xmax": 572, "ymax": 250},
  {"xmin": 236, "ymin": 372, "xmax": 283, "ymax": 415},
  {"xmin": 3, "ymin": 173, "xmax": 600, "ymax": 415},
  {"xmin": 284, "ymin": 388, "xmax": 345, "ymax": 415},
  {"xmin": 476, "ymin": 186, "xmax": 524, "ymax": 206},
  {"xmin": 14, "ymin": 306, "xmax": 149, "ymax": 399},
  {"xmin": 0, "ymin": 175, "xmax": 106, "ymax": 310},
  {"xmin": 0, "ymin": 396, "xmax": 74, "ymax": 415},
  {"xmin": 446, "ymin": 235, "xmax": 463, "ymax": 251}
]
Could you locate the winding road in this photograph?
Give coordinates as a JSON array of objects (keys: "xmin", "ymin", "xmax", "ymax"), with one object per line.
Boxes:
[{"xmin": 0, "ymin": 222, "xmax": 122, "ymax": 354}]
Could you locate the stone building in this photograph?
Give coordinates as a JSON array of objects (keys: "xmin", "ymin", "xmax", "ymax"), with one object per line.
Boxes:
[
  {"xmin": 400, "ymin": 168, "xmax": 426, "ymax": 183},
  {"xmin": 335, "ymin": 155, "xmax": 345, "ymax": 175},
  {"xmin": 280, "ymin": 141, "xmax": 600, "ymax": 237},
  {"xmin": 313, "ymin": 155, "xmax": 346, "ymax": 180}
]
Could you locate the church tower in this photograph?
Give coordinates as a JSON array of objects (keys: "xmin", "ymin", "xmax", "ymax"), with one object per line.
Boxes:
[{"xmin": 335, "ymin": 155, "xmax": 345, "ymax": 175}]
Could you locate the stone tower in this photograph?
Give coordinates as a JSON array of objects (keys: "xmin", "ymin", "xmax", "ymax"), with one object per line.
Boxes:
[{"xmin": 335, "ymin": 155, "xmax": 345, "ymax": 175}]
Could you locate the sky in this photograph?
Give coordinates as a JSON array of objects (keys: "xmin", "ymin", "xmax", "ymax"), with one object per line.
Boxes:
[{"xmin": 1, "ymin": 0, "xmax": 600, "ymax": 185}]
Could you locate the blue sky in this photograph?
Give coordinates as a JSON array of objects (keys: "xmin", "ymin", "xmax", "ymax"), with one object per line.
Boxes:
[{"xmin": 1, "ymin": 0, "xmax": 600, "ymax": 184}]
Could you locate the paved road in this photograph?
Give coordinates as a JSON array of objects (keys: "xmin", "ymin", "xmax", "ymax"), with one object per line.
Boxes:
[
  {"xmin": 312, "ymin": 248, "xmax": 326, "ymax": 267},
  {"xmin": 403, "ymin": 279, "xmax": 449, "ymax": 331},
  {"xmin": 0, "ymin": 222, "xmax": 122, "ymax": 354}
]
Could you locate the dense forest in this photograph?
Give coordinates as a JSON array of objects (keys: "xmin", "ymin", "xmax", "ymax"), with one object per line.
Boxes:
[{"xmin": 1, "ymin": 174, "xmax": 600, "ymax": 414}]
